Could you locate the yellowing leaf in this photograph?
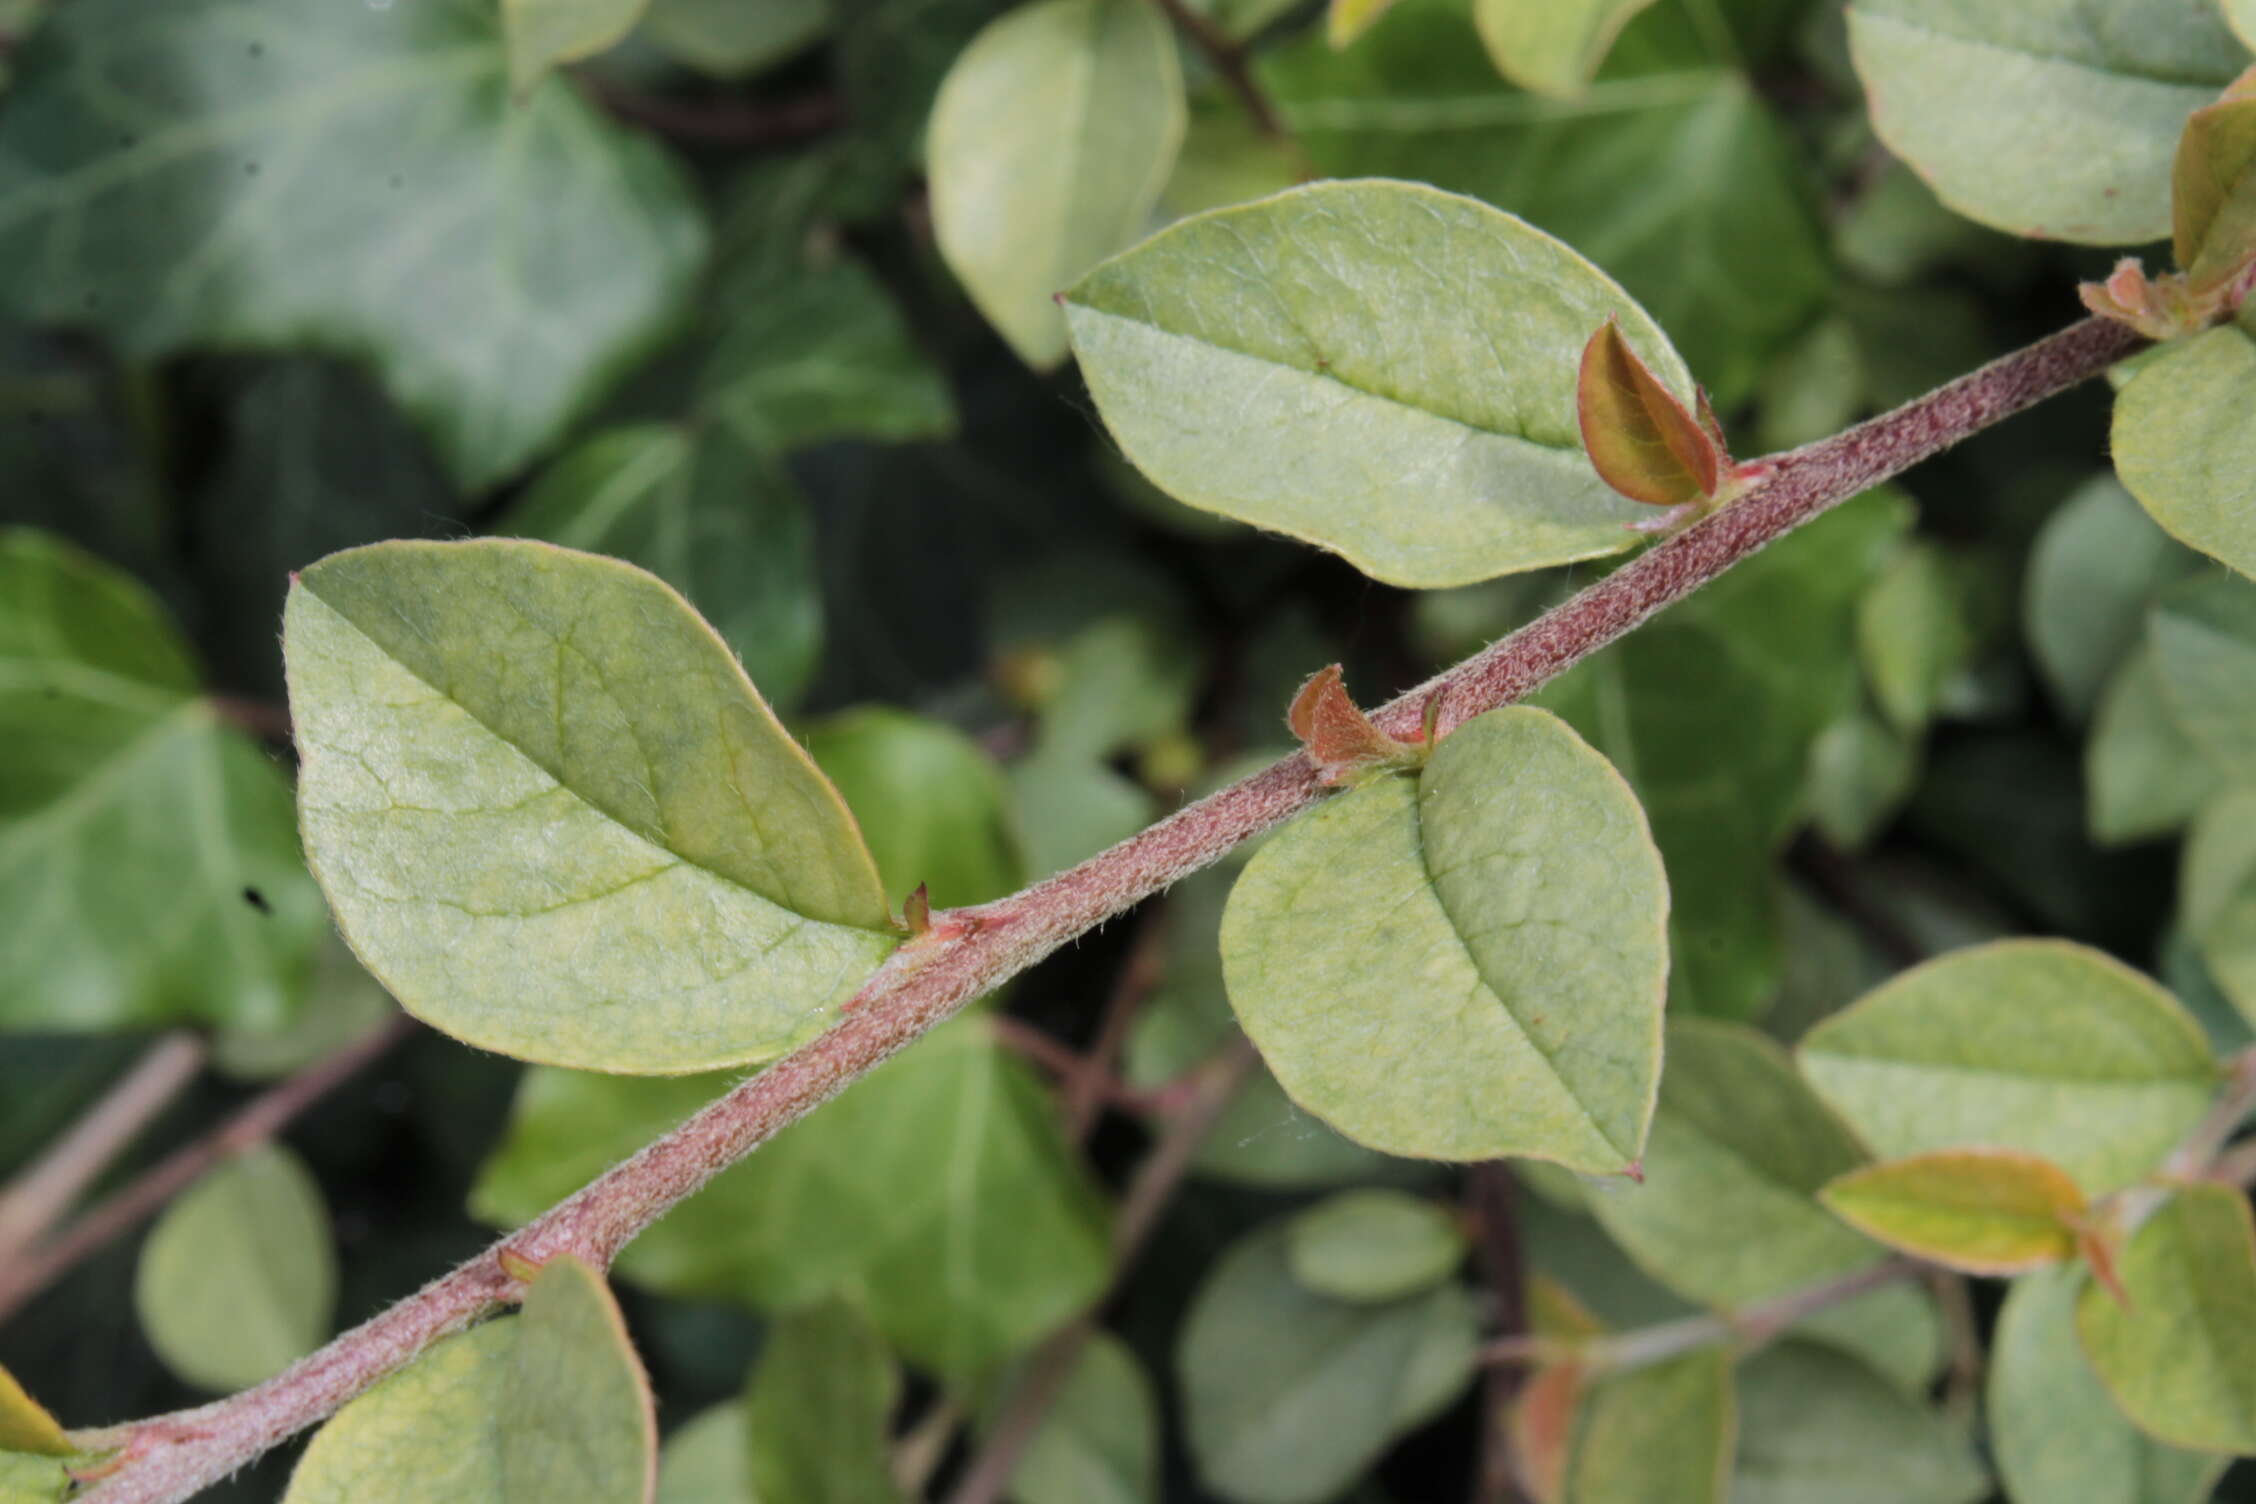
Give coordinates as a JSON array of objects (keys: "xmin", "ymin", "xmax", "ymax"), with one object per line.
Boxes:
[
  {"xmin": 0, "ymin": 1367, "xmax": 69, "ymax": 1457},
  {"xmin": 1471, "ymin": 0, "xmax": 1661, "ymax": 97},
  {"xmin": 1819, "ymin": 1150, "xmax": 2085, "ymax": 1275},
  {"xmin": 285, "ymin": 539, "xmax": 898, "ymax": 1074},
  {"xmin": 2174, "ymin": 65, "xmax": 2256, "ymax": 288}
]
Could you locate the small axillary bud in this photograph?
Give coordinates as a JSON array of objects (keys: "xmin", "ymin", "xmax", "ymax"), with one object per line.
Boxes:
[
  {"xmin": 2078, "ymin": 258, "xmax": 2212, "ymax": 342},
  {"xmin": 1287, "ymin": 665, "xmax": 1427, "ymax": 785},
  {"xmin": 496, "ymin": 1247, "xmax": 545, "ymax": 1287}
]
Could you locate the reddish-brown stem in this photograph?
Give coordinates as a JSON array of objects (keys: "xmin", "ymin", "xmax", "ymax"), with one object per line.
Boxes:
[
  {"xmin": 1467, "ymin": 1163, "xmax": 1530, "ymax": 1504},
  {"xmin": 1143, "ymin": 0, "xmax": 1300, "ymax": 158},
  {"xmin": 987, "ymin": 1015, "xmax": 1168, "ymax": 1116},
  {"xmin": 1063, "ymin": 908, "xmax": 1172, "ymax": 1141},
  {"xmin": 79, "ymin": 315, "xmax": 2141, "ymax": 1504},
  {"xmin": 0, "ymin": 1015, "xmax": 413, "ymax": 1329},
  {"xmin": 581, "ymin": 81, "xmax": 844, "ymax": 146}
]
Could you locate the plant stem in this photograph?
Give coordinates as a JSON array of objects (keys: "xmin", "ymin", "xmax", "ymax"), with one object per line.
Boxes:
[
  {"xmin": 0, "ymin": 1014, "xmax": 413, "ymax": 1330},
  {"xmin": 1467, "ymin": 1163, "xmax": 1530, "ymax": 1504},
  {"xmin": 79, "ymin": 314, "xmax": 2141, "ymax": 1504},
  {"xmin": 1142, "ymin": 0, "xmax": 1300, "ymax": 158},
  {"xmin": 0, "ymin": 1032, "xmax": 206, "ymax": 1273},
  {"xmin": 1063, "ymin": 908, "xmax": 1171, "ymax": 1141}
]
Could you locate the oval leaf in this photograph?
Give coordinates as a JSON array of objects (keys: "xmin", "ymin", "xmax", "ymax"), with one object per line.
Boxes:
[
  {"xmin": 1818, "ymin": 1149, "xmax": 2086, "ymax": 1276},
  {"xmin": 2116, "ymin": 317, "xmax": 2256, "ymax": 582},
  {"xmin": 1220, "ymin": 705, "xmax": 1668, "ymax": 1170},
  {"xmin": 134, "ymin": 1144, "xmax": 335, "ymax": 1393},
  {"xmin": 1065, "ymin": 180, "xmax": 1692, "ymax": 587},
  {"xmin": 2077, "ymin": 1183, "xmax": 2256, "ymax": 1453},
  {"xmin": 1847, "ymin": 0, "xmax": 2250, "ymax": 244},
  {"xmin": 804, "ymin": 707, "xmax": 1026, "ymax": 911},
  {"xmin": 2087, "ymin": 647, "xmax": 2219, "ymax": 844},
  {"xmin": 2174, "ymin": 66, "xmax": 2256, "ymax": 287},
  {"xmin": 2148, "ymin": 568, "xmax": 2256, "ymax": 765},
  {"xmin": 928, "ymin": 0, "xmax": 1186, "ymax": 367},
  {"xmin": 285, "ymin": 539, "xmax": 897, "ymax": 1074},
  {"xmin": 1565, "ymin": 1349, "xmax": 1734, "ymax": 1504},
  {"xmin": 2022, "ymin": 476, "xmax": 2197, "ymax": 721},
  {"xmin": 1285, "ymin": 1190, "xmax": 1469, "ymax": 1304},
  {"xmin": 1471, "ymin": 0, "xmax": 1663, "ymax": 97},
  {"xmin": 1798, "ymin": 940, "xmax": 2216, "ymax": 1197},
  {"xmin": 1732, "ymin": 1342, "xmax": 1988, "ymax": 1504},
  {"xmin": 1576, "ymin": 320, "xmax": 1722, "ymax": 507}
]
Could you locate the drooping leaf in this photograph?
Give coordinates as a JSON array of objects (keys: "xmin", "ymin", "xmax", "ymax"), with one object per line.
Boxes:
[
  {"xmin": 0, "ymin": 0, "xmax": 708, "ymax": 487},
  {"xmin": 2115, "ymin": 313, "xmax": 2256, "ymax": 580},
  {"xmin": 0, "ymin": 1367, "xmax": 67, "ymax": 1457},
  {"xmin": 805, "ymin": 707, "xmax": 1024, "ymax": 911},
  {"xmin": 1845, "ymin": 0, "xmax": 2250, "ymax": 243},
  {"xmin": 1563, "ymin": 1349, "xmax": 1733, "ymax": 1504},
  {"xmin": 1818, "ymin": 1149, "xmax": 2086, "ymax": 1275},
  {"xmin": 134, "ymin": 1143, "xmax": 335, "ymax": 1393},
  {"xmin": 1732, "ymin": 1343, "xmax": 1987, "ymax": 1504},
  {"xmin": 498, "ymin": 1255, "xmax": 658, "ymax": 1503},
  {"xmin": 2024, "ymin": 477, "xmax": 2198, "ymax": 720},
  {"xmin": 1066, "ymin": 179, "xmax": 1691, "ymax": 587},
  {"xmin": 285, "ymin": 539, "xmax": 898, "ymax": 1074},
  {"xmin": 500, "ymin": 425, "xmax": 824, "ymax": 710},
  {"xmin": 981, "ymin": 1331, "xmax": 1157, "ymax": 1504},
  {"xmin": 2173, "ymin": 64, "xmax": 2256, "ymax": 288},
  {"xmin": 2087, "ymin": 647, "xmax": 2220, "ymax": 844},
  {"xmin": 1220, "ymin": 706, "xmax": 1668, "ymax": 1170},
  {"xmin": 2077, "ymin": 1183, "xmax": 2256, "ymax": 1453},
  {"xmin": 743, "ymin": 1301, "xmax": 903, "ymax": 1504},
  {"xmin": 928, "ymin": 0, "xmax": 1186, "ymax": 367},
  {"xmin": 1472, "ymin": 0, "xmax": 1662, "ymax": 96},
  {"xmin": 471, "ymin": 1018, "xmax": 1111, "ymax": 1382},
  {"xmin": 503, "ymin": 0, "xmax": 648, "ymax": 90},
  {"xmin": 1583, "ymin": 1019, "xmax": 1885, "ymax": 1310},
  {"xmin": 642, "ymin": 0, "xmax": 829, "ymax": 75},
  {"xmin": 0, "ymin": 529, "xmax": 323, "ymax": 1032},
  {"xmin": 2146, "ymin": 568, "xmax": 2256, "ymax": 768},
  {"xmin": 1179, "ymin": 1221, "xmax": 1478, "ymax": 1504},
  {"xmin": 1285, "ymin": 1190, "xmax": 1468, "ymax": 1303},
  {"xmin": 1990, "ymin": 1265, "xmax": 2226, "ymax": 1504}
]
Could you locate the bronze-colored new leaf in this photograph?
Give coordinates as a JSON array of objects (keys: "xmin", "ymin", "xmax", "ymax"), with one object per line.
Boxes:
[
  {"xmin": 1576, "ymin": 320, "xmax": 1723, "ymax": 507},
  {"xmin": 1287, "ymin": 664, "xmax": 1409, "ymax": 779},
  {"xmin": 2175, "ymin": 65, "xmax": 2256, "ymax": 291}
]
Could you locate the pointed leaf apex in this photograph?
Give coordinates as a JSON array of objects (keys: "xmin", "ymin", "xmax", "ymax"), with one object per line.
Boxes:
[{"xmin": 1576, "ymin": 321, "xmax": 1723, "ymax": 507}]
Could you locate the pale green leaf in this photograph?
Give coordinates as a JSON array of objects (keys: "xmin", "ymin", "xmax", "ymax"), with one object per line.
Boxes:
[
  {"xmin": 1158, "ymin": 91, "xmax": 1305, "ymax": 219},
  {"xmin": 499, "ymin": 1255, "xmax": 658, "ymax": 1503},
  {"xmin": 285, "ymin": 539, "xmax": 898, "ymax": 1074},
  {"xmin": 2025, "ymin": 477, "xmax": 2200, "ymax": 720},
  {"xmin": 501, "ymin": 425, "xmax": 823, "ymax": 709},
  {"xmin": 1006, "ymin": 751, "xmax": 1157, "ymax": 883},
  {"xmin": 2088, "ymin": 647, "xmax": 2221, "ymax": 844},
  {"xmin": 213, "ymin": 934, "xmax": 398, "ymax": 1083},
  {"xmin": 135, "ymin": 1144, "xmax": 334, "ymax": 1393},
  {"xmin": 928, "ymin": 0, "xmax": 1186, "ymax": 367},
  {"xmin": 983, "ymin": 1331, "xmax": 1157, "ymax": 1504},
  {"xmin": 744, "ymin": 1301, "xmax": 903, "ymax": 1504},
  {"xmin": 2117, "ymin": 318, "xmax": 2256, "ymax": 581},
  {"xmin": 1806, "ymin": 707, "xmax": 1920, "ymax": 851},
  {"xmin": 1285, "ymin": 1190, "xmax": 1468, "ymax": 1303},
  {"xmin": 1846, "ymin": 0, "xmax": 2250, "ymax": 243},
  {"xmin": 643, "ymin": 0, "xmax": 829, "ymax": 75},
  {"xmin": 2078, "ymin": 1182, "xmax": 2256, "ymax": 1452},
  {"xmin": 1564, "ymin": 1349, "xmax": 1733, "ymax": 1504},
  {"xmin": 505, "ymin": 0, "xmax": 648, "ymax": 90},
  {"xmin": 1584, "ymin": 1019, "xmax": 1885, "ymax": 1311},
  {"xmin": 471, "ymin": 1019, "xmax": 1111, "ymax": 1382},
  {"xmin": 1733, "ymin": 1343, "xmax": 1987, "ymax": 1504},
  {"xmin": 1755, "ymin": 315, "xmax": 1865, "ymax": 452},
  {"xmin": 2147, "ymin": 568, "xmax": 2256, "ymax": 770},
  {"xmin": 0, "ymin": 0, "xmax": 707, "ymax": 487},
  {"xmin": 1991, "ymin": 1265, "xmax": 2226, "ymax": 1504},
  {"xmin": 2233, "ymin": 0, "xmax": 2256, "ymax": 50},
  {"xmin": 2182, "ymin": 788, "xmax": 2256, "ymax": 1026},
  {"xmin": 287, "ymin": 1324, "xmax": 518, "ymax": 1502},
  {"xmin": 1066, "ymin": 179, "xmax": 1686, "ymax": 587},
  {"xmin": 1818, "ymin": 1149, "xmax": 2085, "ymax": 1275},
  {"xmin": 0, "ymin": 1367, "xmax": 68, "ymax": 1457},
  {"xmin": 1179, "ymin": 1221, "xmax": 1478, "ymax": 1504},
  {"xmin": 1856, "ymin": 542, "xmax": 1976, "ymax": 732},
  {"xmin": 655, "ymin": 1406, "xmax": 751, "ymax": 1504},
  {"xmin": 1471, "ymin": 0, "xmax": 1660, "ymax": 96},
  {"xmin": 1221, "ymin": 706, "xmax": 1667, "ymax": 1170},
  {"xmin": 0, "ymin": 1453, "xmax": 69, "ymax": 1504},
  {"xmin": 1799, "ymin": 940, "xmax": 2217, "ymax": 1197},
  {"xmin": 805, "ymin": 707, "xmax": 1025, "ymax": 911},
  {"xmin": 0, "ymin": 529, "xmax": 324, "ymax": 1033}
]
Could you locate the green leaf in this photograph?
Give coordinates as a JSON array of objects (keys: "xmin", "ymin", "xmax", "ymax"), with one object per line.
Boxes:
[
  {"xmin": 2024, "ymin": 477, "xmax": 2198, "ymax": 721},
  {"xmin": 499, "ymin": 1255, "xmax": 658, "ymax": 1502},
  {"xmin": 1584, "ymin": 1019, "xmax": 1885, "ymax": 1311},
  {"xmin": 2182, "ymin": 788, "xmax": 2256, "ymax": 1024},
  {"xmin": 504, "ymin": 0, "xmax": 648, "ymax": 90},
  {"xmin": 212, "ymin": 935, "xmax": 398, "ymax": 1084},
  {"xmin": 1179, "ymin": 1220, "xmax": 1478, "ymax": 1504},
  {"xmin": 135, "ymin": 1143, "xmax": 335, "ymax": 1393},
  {"xmin": 0, "ymin": 1453, "xmax": 69, "ymax": 1504},
  {"xmin": 1856, "ymin": 542, "xmax": 1977, "ymax": 733},
  {"xmin": 744, "ymin": 1301, "xmax": 903, "ymax": 1504},
  {"xmin": 2088, "ymin": 647, "xmax": 2221, "ymax": 844},
  {"xmin": 286, "ymin": 1258, "xmax": 656, "ymax": 1503},
  {"xmin": 981, "ymin": 1331, "xmax": 1157, "ymax": 1504},
  {"xmin": 643, "ymin": 0, "xmax": 829, "ymax": 75},
  {"xmin": 471, "ymin": 1018, "xmax": 1111, "ymax": 1382},
  {"xmin": 501, "ymin": 425, "xmax": 824, "ymax": 710},
  {"xmin": 655, "ymin": 1406, "xmax": 751, "ymax": 1504},
  {"xmin": 2234, "ymin": 0, "xmax": 2256, "ymax": 51},
  {"xmin": 1798, "ymin": 940, "xmax": 2217, "ymax": 1197},
  {"xmin": 1005, "ymin": 751, "xmax": 1158, "ymax": 883},
  {"xmin": 2115, "ymin": 316, "xmax": 2256, "ymax": 580},
  {"xmin": 0, "ymin": 1367, "xmax": 68, "ymax": 1457},
  {"xmin": 928, "ymin": 0, "xmax": 1186, "ymax": 367},
  {"xmin": 1991, "ymin": 1265, "xmax": 2226, "ymax": 1504},
  {"xmin": 1472, "ymin": 0, "xmax": 1662, "ymax": 96},
  {"xmin": 1066, "ymin": 179, "xmax": 1688, "ymax": 587},
  {"xmin": 0, "ymin": 0, "xmax": 707, "ymax": 487},
  {"xmin": 285, "ymin": 539, "xmax": 898, "ymax": 1074},
  {"xmin": 2174, "ymin": 65, "xmax": 2256, "ymax": 287},
  {"xmin": 2078, "ymin": 1182, "xmax": 2256, "ymax": 1452},
  {"xmin": 1285, "ymin": 1190, "xmax": 1469, "ymax": 1303},
  {"xmin": 1221, "ymin": 706, "xmax": 1668, "ymax": 1170},
  {"xmin": 805, "ymin": 707, "xmax": 1025, "ymax": 911},
  {"xmin": 2147, "ymin": 568, "xmax": 2256, "ymax": 769},
  {"xmin": 1806, "ymin": 707, "xmax": 1920, "ymax": 851},
  {"xmin": 1732, "ymin": 1342, "xmax": 1987, "ymax": 1504},
  {"xmin": 1564, "ymin": 1349, "xmax": 1733, "ymax": 1504},
  {"xmin": 1818, "ymin": 1149, "xmax": 2086, "ymax": 1275},
  {"xmin": 0, "ymin": 529, "xmax": 323, "ymax": 1032},
  {"xmin": 1845, "ymin": 0, "xmax": 2250, "ymax": 243}
]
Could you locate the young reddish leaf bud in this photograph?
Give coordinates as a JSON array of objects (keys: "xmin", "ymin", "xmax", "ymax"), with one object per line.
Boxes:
[
  {"xmin": 1287, "ymin": 665, "xmax": 1421, "ymax": 783},
  {"xmin": 902, "ymin": 882, "xmax": 932, "ymax": 938},
  {"xmin": 1576, "ymin": 319, "xmax": 1724, "ymax": 508}
]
